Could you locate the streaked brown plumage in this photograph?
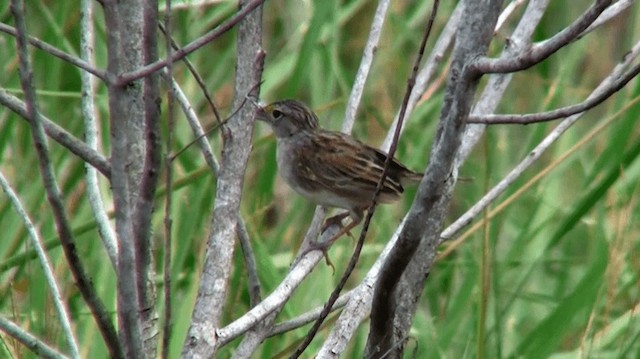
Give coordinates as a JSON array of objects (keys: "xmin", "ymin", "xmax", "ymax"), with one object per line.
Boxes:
[
  {"xmin": 255, "ymin": 99, "xmax": 422, "ymax": 244},
  {"xmin": 257, "ymin": 100, "xmax": 422, "ymax": 223}
]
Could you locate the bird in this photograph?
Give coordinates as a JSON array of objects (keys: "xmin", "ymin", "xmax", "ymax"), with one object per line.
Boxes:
[{"xmin": 254, "ymin": 99, "xmax": 422, "ymax": 258}]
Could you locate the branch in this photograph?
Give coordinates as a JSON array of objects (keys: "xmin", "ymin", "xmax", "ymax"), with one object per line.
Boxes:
[
  {"xmin": 442, "ymin": 39, "xmax": 640, "ymax": 242},
  {"xmin": 0, "ymin": 172, "xmax": 80, "ymax": 359},
  {"xmin": 116, "ymin": 0, "xmax": 266, "ymax": 85},
  {"xmin": 341, "ymin": 0, "xmax": 391, "ymax": 133},
  {"xmin": 317, "ymin": 215, "xmax": 404, "ymax": 356},
  {"xmin": 267, "ymin": 291, "xmax": 351, "ymax": 338},
  {"xmin": 468, "ymin": 60, "xmax": 640, "ymax": 124},
  {"xmin": 214, "ymin": 216, "xmax": 330, "ymax": 347},
  {"xmin": 319, "ymin": 2, "xmax": 550, "ymax": 355},
  {"xmin": 101, "ymin": 0, "xmax": 146, "ymax": 356},
  {"xmin": 0, "ymin": 22, "xmax": 107, "ymax": 81},
  {"xmin": 0, "ymin": 315, "xmax": 68, "ymax": 359},
  {"xmin": 161, "ymin": 2, "xmax": 175, "ymax": 359},
  {"xmin": 182, "ymin": 0, "xmax": 264, "ymax": 356},
  {"xmin": 132, "ymin": 1, "xmax": 162, "ymax": 355},
  {"xmin": 457, "ymin": 0, "xmax": 550, "ymax": 162},
  {"xmin": 473, "ymin": 0, "xmax": 612, "ymax": 74},
  {"xmin": 10, "ymin": 1, "xmax": 123, "ymax": 357},
  {"xmin": 366, "ymin": 0, "xmax": 503, "ymax": 356},
  {"xmin": 80, "ymin": 0, "xmax": 118, "ymax": 269},
  {"xmin": 381, "ymin": 2, "xmax": 462, "ymax": 151},
  {"xmin": 0, "ymin": 89, "xmax": 112, "ymax": 179}
]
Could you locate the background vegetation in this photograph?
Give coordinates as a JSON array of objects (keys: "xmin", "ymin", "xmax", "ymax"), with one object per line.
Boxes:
[{"xmin": 0, "ymin": 0, "xmax": 639, "ymax": 357}]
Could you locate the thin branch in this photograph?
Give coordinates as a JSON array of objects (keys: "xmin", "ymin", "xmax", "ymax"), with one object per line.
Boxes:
[
  {"xmin": 457, "ymin": 0, "xmax": 551, "ymax": 162},
  {"xmin": 316, "ymin": 216, "xmax": 402, "ymax": 356},
  {"xmin": 238, "ymin": 219, "xmax": 263, "ymax": 307},
  {"xmin": 468, "ymin": 60, "xmax": 640, "ymax": 124},
  {"xmin": 161, "ymin": 1, "xmax": 175, "ymax": 358},
  {"xmin": 0, "ymin": 315, "xmax": 68, "ymax": 359},
  {"xmin": 319, "ymin": 2, "xmax": 543, "ymax": 355},
  {"xmin": 341, "ymin": 0, "xmax": 391, "ymax": 133},
  {"xmin": 215, "ymin": 215, "xmax": 329, "ymax": 347},
  {"xmin": 0, "ymin": 22, "xmax": 107, "ymax": 81},
  {"xmin": 158, "ymin": 23, "xmax": 224, "ymax": 126},
  {"xmin": 292, "ymin": 2, "xmax": 441, "ymax": 357},
  {"xmin": 116, "ymin": 0, "xmax": 266, "ymax": 86},
  {"xmin": 227, "ymin": 208, "xmax": 326, "ymax": 357},
  {"xmin": 0, "ymin": 172, "xmax": 80, "ymax": 359},
  {"xmin": 0, "ymin": 89, "xmax": 112, "ymax": 179},
  {"xmin": 381, "ymin": 2, "xmax": 462, "ymax": 151},
  {"xmin": 268, "ymin": 291, "xmax": 351, "ymax": 338},
  {"xmin": 80, "ymin": 0, "xmax": 118, "ymax": 268},
  {"xmin": 10, "ymin": 1, "xmax": 123, "ymax": 357},
  {"xmin": 442, "ymin": 39, "xmax": 640, "ymax": 242},
  {"xmin": 583, "ymin": 0, "xmax": 633, "ymax": 35},
  {"xmin": 473, "ymin": 0, "xmax": 612, "ymax": 74}
]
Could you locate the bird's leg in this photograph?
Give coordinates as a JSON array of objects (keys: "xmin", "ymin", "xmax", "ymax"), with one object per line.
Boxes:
[
  {"xmin": 321, "ymin": 211, "xmax": 351, "ymax": 233},
  {"xmin": 303, "ymin": 214, "xmax": 362, "ymax": 270}
]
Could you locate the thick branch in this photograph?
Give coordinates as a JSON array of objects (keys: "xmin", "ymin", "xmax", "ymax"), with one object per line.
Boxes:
[
  {"xmin": 102, "ymin": 0, "xmax": 146, "ymax": 357},
  {"xmin": 366, "ymin": 0, "xmax": 504, "ymax": 356},
  {"xmin": 181, "ymin": 1, "xmax": 264, "ymax": 356}
]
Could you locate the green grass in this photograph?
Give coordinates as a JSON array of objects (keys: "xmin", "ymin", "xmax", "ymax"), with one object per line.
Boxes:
[{"xmin": 1, "ymin": 0, "xmax": 639, "ymax": 358}]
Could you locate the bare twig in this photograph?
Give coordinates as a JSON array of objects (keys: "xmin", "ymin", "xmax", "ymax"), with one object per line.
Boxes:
[
  {"xmin": 442, "ymin": 40, "xmax": 640, "ymax": 242},
  {"xmin": 10, "ymin": 0, "xmax": 123, "ymax": 357},
  {"xmin": 381, "ymin": 2, "xmax": 462, "ymax": 151},
  {"xmin": 0, "ymin": 22, "xmax": 108, "ymax": 81},
  {"xmin": 292, "ymin": 2, "xmax": 441, "ymax": 358},
  {"xmin": 158, "ymin": 23, "xmax": 224, "ymax": 126},
  {"xmin": 0, "ymin": 89, "xmax": 111, "ymax": 178},
  {"xmin": 80, "ymin": 0, "xmax": 118, "ymax": 268},
  {"xmin": 583, "ymin": 0, "xmax": 633, "ymax": 35},
  {"xmin": 163, "ymin": 74, "xmax": 263, "ymax": 307},
  {"xmin": 341, "ymin": 0, "xmax": 391, "ymax": 133},
  {"xmin": 457, "ymin": 0, "xmax": 551, "ymax": 162},
  {"xmin": 268, "ymin": 291, "xmax": 352, "ymax": 337},
  {"xmin": 0, "ymin": 172, "xmax": 80, "ymax": 358},
  {"xmin": 473, "ymin": 0, "xmax": 612, "ymax": 74},
  {"xmin": 440, "ymin": 94, "xmax": 640, "ymax": 261},
  {"xmin": 215, "ymin": 215, "xmax": 330, "ymax": 347},
  {"xmin": 116, "ymin": 0, "xmax": 266, "ymax": 86},
  {"xmin": 319, "ymin": 2, "xmax": 545, "ymax": 355},
  {"xmin": 0, "ymin": 315, "xmax": 68, "ymax": 359},
  {"xmin": 468, "ymin": 61, "xmax": 640, "ymax": 124},
  {"xmin": 161, "ymin": 1, "xmax": 175, "ymax": 358}
]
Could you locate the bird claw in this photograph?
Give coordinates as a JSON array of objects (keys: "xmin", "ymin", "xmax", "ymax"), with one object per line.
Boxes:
[
  {"xmin": 321, "ymin": 211, "xmax": 350, "ymax": 232},
  {"xmin": 299, "ymin": 240, "xmax": 335, "ymax": 273}
]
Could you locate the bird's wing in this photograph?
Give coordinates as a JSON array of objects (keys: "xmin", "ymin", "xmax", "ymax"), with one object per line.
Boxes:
[{"xmin": 294, "ymin": 130, "xmax": 407, "ymax": 204}]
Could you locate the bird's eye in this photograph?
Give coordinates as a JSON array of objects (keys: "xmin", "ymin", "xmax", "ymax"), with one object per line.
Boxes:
[{"xmin": 272, "ymin": 110, "xmax": 283, "ymax": 119}]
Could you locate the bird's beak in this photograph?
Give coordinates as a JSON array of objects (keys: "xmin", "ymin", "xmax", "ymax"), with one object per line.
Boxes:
[{"xmin": 248, "ymin": 98, "xmax": 270, "ymax": 123}]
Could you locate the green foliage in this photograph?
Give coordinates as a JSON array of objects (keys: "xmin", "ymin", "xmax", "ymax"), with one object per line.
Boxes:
[{"xmin": 1, "ymin": 0, "xmax": 639, "ymax": 358}]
